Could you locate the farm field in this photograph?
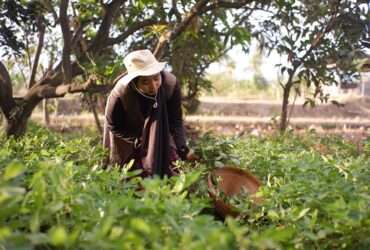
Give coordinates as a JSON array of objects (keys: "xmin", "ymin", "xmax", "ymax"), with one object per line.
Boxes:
[
  {"xmin": 30, "ymin": 97, "xmax": 370, "ymax": 141},
  {"xmin": 1, "ymin": 123, "xmax": 369, "ymax": 249},
  {"xmin": 1, "ymin": 1, "xmax": 369, "ymax": 249}
]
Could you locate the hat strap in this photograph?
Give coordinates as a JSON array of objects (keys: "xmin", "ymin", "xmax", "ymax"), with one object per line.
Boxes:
[{"xmin": 132, "ymin": 82, "xmax": 158, "ymax": 108}]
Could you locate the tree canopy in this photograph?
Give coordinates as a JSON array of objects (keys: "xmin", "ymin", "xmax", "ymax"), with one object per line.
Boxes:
[
  {"xmin": 252, "ymin": 0, "xmax": 368, "ymax": 130},
  {"xmin": 0, "ymin": 0, "xmax": 266, "ymax": 136},
  {"xmin": 0, "ymin": 0, "xmax": 368, "ymax": 136}
]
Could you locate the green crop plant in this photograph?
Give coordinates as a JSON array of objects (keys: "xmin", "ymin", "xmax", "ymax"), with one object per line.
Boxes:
[{"xmin": 1, "ymin": 125, "xmax": 369, "ymax": 249}]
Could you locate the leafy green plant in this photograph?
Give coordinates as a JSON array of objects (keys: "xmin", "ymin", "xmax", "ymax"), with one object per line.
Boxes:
[{"xmin": 1, "ymin": 126, "xmax": 369, "ymax": 249}]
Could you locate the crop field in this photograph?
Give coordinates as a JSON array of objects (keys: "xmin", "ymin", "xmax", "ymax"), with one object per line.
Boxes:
[
  {"xmin": 0, "ymin": 123, "xmax": 369, "ymax": 249},
  {"xmin": 1, "ymin": 0, "xmax": 369, "ymax": 249}
]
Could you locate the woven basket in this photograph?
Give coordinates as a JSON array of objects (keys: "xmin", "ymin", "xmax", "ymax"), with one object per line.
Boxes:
[{"xmin": 208, "ymin": 166, "xmax": 262, "ymax": 218}]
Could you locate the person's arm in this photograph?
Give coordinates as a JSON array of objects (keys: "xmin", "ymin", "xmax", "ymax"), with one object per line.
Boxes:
[
  {"xmin": 167, "ymin": 81, "xmax": 189, "ymax": 160},
  {"xmin": 105, "ymin": 94, "xmax": 138, "ymax": 146}
]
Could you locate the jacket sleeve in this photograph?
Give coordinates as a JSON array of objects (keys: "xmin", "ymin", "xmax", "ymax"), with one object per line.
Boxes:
[
  {"xmin": 167, "ymin": 81, "xmax": 188, "ymax": 157},
  {"xmin": 105, "ymin": 94, "xmax": 136, "ymax": 145}
]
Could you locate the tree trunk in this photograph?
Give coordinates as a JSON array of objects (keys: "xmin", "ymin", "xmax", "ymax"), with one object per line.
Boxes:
[
  {"xmin": 5, "ymin": 113, "xmax": 29, "ymax": 137},
  {"xmin": 43, "ymin": 99, "xmax": 50, "ymax": 126},
  {"xmin": 4, "ymin": 99, "xmax": 41, "ymax": 137},
  {"xmin": 87, "ymin": 94, "xmax": 102, "ymax": 135},
  {"xmin": 280, "ymin": 84, "xmax": 292, "ymax": 132}
]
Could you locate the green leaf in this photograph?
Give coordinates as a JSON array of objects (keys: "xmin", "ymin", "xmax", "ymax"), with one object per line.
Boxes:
[
  {"xmin": 173, "ymin": 173, "xmax": 186, "ymax": 193},
  {"xmin": 259, "ymin": 226, "xmax": 296, "ymax": 242},
  {"xmin": 295, "ymin": 208, "xmax": 310, "ymax": 221},
  {"xmin": 49, "ymin": 226, "xmax": 67, "ymax": 246},
  {"xmin": 130, "ymin": 218, "xmax": 151, "ymax": 235},
  {"xmin": 268, "ymin": 210, "xmax": 280, "ymax": 221},
  {"xmin": 30, "ymin": 212, "xmax": 40, "ymax": 233},
  {"xmin": 0, "ymin": 186, "xmax": 25, "ymax": 203},
  {"xmin": 0, "ymin": 227, "xmax": 11, "ymax": 241},
  {"xmin": 3, "ymin": 161, "xmax": 25, "ymax": 181}
]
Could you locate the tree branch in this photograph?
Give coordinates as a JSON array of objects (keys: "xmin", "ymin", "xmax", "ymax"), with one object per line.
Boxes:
[
  {"xmin": 29, "ymin": 17, "xmax": 46, "ymax": 88},
  {"xmin": 107, "ymin": 18, "xmax": 167, "ymax": 46},
  {"xmin": 153, "ymin": 0, "xmax": 209, "ymax": 58},
  {"xmin": 153, "ymin": 0, "xmax": 255, "ymax": 58},
  {"xmin": 34, "ymin": 77, "xmax": 113, "ymax": 99},
  {"xmin": 60, "ymin": 0, "xmax": 73, "ymax": 84},
  {"xmin": 36, "ymin": 61, "xmax": 84, "ymax": 88},
  {"xmin": 24, "ymin": 33, "xmax": 32, "ymax": 71},
  {"xmin": 0, "ymin": 62, "xmax": 17, "ymax": 119},
  {"xmin": 168, "ymin": 0, "xmax": 182, "ymax": 22},
  {"xmin": 88, "ymin": 0, "xmax": 126, "ymax": 52},
  {"xmin": 200, "ymin": 0, "xmax": 254, "ymax": 13},
  {"xmin": 299, "ymin": 7, "xmax": 340, "ymax": 64}
]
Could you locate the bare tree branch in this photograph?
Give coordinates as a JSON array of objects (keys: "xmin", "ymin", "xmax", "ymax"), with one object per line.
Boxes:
[
  {"xmin": 36, "ymin": 61, "xmax": 84, "ymax": 88},
  {"xmin": 153, "ymin": 0, "xmax": 209, "ymax": 58},
  {"xmin": 29, "ymin": 17, "xmax": 46, "ymax": 88},
  {"xmin": 0, "ymin": 62, "xmax": 16, "ymax": 119},
  {"xmin": 60, "ymin": 0, "xmax": 73, "ymax": 84},
  {"xmin": 168, "ymin": 0, "xmax": 182, "ymax": 22},
  {"xmin": 34, "ymin": 77, "xmax": 113, "ymax": 99},
  {"xmin": 107, "ymin": 18, "xmax": 167, "ymax": 46},
  {"xmin": 88, "ymin": 0, "xmax": 126, "ymax": 52},
  {"xmin": 30, "ymin": 0, "xmax": 150, "ymax": 94},
  {"xmin": 16, "ymin": 64, "xmax": 27, "ymax": 83},
  {"xmin": 71, "ymin": 22, "xmax": 85, "ymax": 48},
  {"xmin": 43, "ymin": 0, "xmax": 59, "ymax": 26},
  {"xmin": 200, "ymin": 0, "xmax": 254, "ymax": 13},
  {"xmin": 24, "ymin": 33, "xmax": 32, "ymax": 71}
]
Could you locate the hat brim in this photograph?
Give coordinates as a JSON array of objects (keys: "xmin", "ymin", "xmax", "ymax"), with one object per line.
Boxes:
[{"xmin": 117, "ymin": 62, "xmax": 166, "ymax": 87}]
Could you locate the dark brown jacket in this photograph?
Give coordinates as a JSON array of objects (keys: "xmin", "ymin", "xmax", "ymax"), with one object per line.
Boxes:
[{"xmin": 103, "ymin": 71, "xmax": 187, "ymax": 175}]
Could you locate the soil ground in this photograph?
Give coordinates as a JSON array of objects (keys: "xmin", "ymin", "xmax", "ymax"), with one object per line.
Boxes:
[
  {"xmin": 196, "ymin": 96, "xmax": 370, "ymax": 118},
  {"xmin": 28, "ymin": 96, "xmax": 370, "ymax": 143}
]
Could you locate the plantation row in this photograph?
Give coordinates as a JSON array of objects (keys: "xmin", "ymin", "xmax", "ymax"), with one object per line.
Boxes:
[{"xmin": 0, "ymin": 124, "xmax": 369, "ymax": 249}]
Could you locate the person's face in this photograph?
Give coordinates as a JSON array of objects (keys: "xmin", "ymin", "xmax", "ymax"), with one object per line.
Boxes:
[{"xmin": 136, "ymin": 73, "xmax": 162, "ymax": 96}]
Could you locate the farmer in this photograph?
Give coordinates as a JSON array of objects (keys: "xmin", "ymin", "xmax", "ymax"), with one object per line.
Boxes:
[{"xmin": 103, "ymin": 49, "xmax": 192, "ymax": 177}]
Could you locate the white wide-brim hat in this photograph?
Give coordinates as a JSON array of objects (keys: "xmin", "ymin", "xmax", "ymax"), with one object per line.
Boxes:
[{"xmin": 117, "ymin": 49, "xmax": 166, "ymax": 86}]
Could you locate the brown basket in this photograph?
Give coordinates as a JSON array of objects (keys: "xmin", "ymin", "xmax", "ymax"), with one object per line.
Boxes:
[{"xmin": 208, "ymin": 166, "xmax": 262, "ymax": 218}]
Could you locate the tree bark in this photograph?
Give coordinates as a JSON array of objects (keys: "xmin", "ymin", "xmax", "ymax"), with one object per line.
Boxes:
[
  {"xmin": 43, "ymin": 99, "xmax": 50, "ymax": 126},
  {"xmin": 280, "ymin": 83, "xmax": 292, "ymax": 132},
  {"xmin": 29, "ymin": 18, "xmax": 45, "ymax": 88},
  {"xmin": 0, "ymin": 62, "xmax": 16, "ymax": 119},
  {"xmin": 0, "ymin": 61, "xmax": 26, "ymax": 137},
  {"xmin": 86, "ymin": 94, "xmax": 102, "ymax": 135},
  {"xmin": 88, "ymin": 0, "xmax": 125, "ymax": 52},
  {"xmin": 5, "ymin": 103, "xmax": 37, "ymax": 137},
  {"xmin": 60, "ymin": 0, "xmax": 73, "ymax": 84}
]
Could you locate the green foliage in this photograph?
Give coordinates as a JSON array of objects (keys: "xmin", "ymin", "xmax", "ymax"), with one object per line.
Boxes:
[
  {"xmin": 0, "ymin": 0, "xmax": 44, "ymax": 56},
  {"xmin": 0, "ymin": 126, "xmax": 233, "ymax": 249},
  {"xmin": 257, "ymin": 1, "xmax": 368, "ymax": 98},
  {"xmin": 1, "ymin": 127, "xmax": 369, "ymax": 249},
  {"xmin": 168, "ymin": 10, "xmax": 254, "ymax": 110},
  {"xmin": 252, "ymin": 0, "xmax": 368, "ymax": 130},
  {"xmin": 195, "ymin": 131, "xmax": 370, "ymax": 249}
]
